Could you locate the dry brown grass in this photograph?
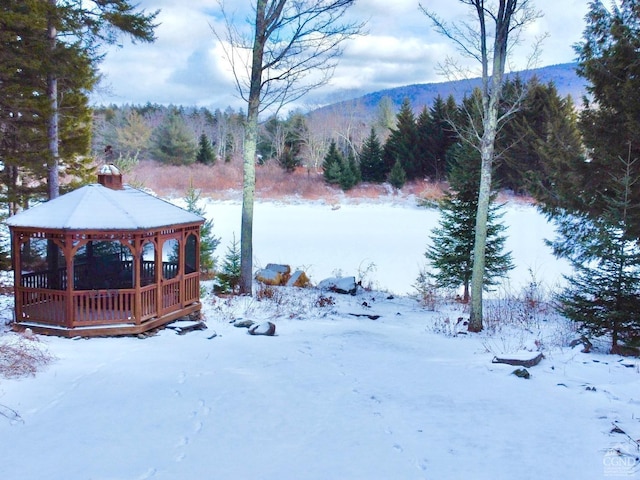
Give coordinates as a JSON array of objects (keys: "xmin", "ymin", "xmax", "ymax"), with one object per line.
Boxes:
[{"xmin": 130, "ymin": 159, "xmax": 449, "ymax": 203}]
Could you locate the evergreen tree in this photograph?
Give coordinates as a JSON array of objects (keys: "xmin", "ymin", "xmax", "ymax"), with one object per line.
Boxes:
[
  {"xmin": 0, "ymin": 1, "xmax": 97, "ymax": 208},
  {"xmin": 215, "ymin": 234, "xmax": 242, "ymax": 294},
  {"xmin": 566, "ymin": 0, "xmax": 640, "ymax": 237},
  {"xmin": 426, "ymin": 142, "xmax": 513, "ymax": 302},
  {"xmin": 339, "ymin": 151, "xmax": 359, "ymax": 190},
  {"xmin": 528, "ymin": 95, "xmax": 585, "ymax": 211},
  {"xmin": 415, "ymin": 106, "xmax": 432, "ymax": 180},
  {"xmin": 494, "ymin": 77, "xmax": 568, "ymax": 195},
  {"xmin": 383, "ymin": 98, "xmax": 419, "ymax": 180},
  {"xmin": 421, "ymin": 95, "xmax": 459, "ymax": 182},
  {"xmin": 322, "ymin": 140, "xmax": 344, "ymax": 185},
  {"xmin": 44, "ymin": 0, "xmax": 158, "ymax": 199},
  {"xmin": 151, "ymin": 111, "xmax": 197, "ymax": 165},
  {"xmin": 279, "ymin": 112, "xmax": 306, "ymax": 172},
  {"xmin": 387, "ymin": 159, "xmax": 407, "ymax": 190},
  {"xmin": 359, "ymin": 127, "xmax": 386, "ymax": 182},
  {"xmin": 549, "ymin": 157, "xmax": 640, "ymax": 353},
  {"xmin": 184, "ymin": 185, "xmax": 220, "ymax": 276},
  {"xmin": 196, "ymin": 133, "xmax": 217, "ymax": 165}
]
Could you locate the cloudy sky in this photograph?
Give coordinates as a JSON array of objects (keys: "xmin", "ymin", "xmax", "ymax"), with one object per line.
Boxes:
[{"xmin": 93, "ymin": 0, "xmax": 590, "ymax": 111}]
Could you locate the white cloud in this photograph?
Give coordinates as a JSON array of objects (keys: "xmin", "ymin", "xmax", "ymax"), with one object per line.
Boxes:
[{"xmin": 93, "ymin": 0, "xmax": 589, "ymax": 110}]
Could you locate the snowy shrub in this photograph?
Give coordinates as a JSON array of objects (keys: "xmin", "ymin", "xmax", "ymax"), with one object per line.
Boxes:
[
  {"xmin": 256, "ymin": 284, "xmax": 284, "ymax": 304},
  {"xmin": 413, "ymin": 268, "xmax": 439, "ymax": 310},
  {"xmin": 0, "ymin": 332, "xmax": 54, "ymax": 379},
  {"xmin": 314, "ymin": 294, "xmax": 335, "ymax": 308},
  {"xmin": 356, "ymin": 261, "xmax": 378, "ymax": 291}
]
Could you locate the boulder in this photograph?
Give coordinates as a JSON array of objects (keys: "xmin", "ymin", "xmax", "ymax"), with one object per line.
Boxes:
[
  {"xmin": 248, "ymin": 321, "xmax": 276, "ymax": 336},
  {"xmin": 255, "ymin": 268, "xmax": 285, "ymax": 286},
  {"xmin": 234, "ymin": 319, "xmax": 255, "ymax": 328},
  {"xmin": 255, "ymin": 263, "xmax": 292, "ymax": 286},
  {"xmin": 265, "ymin": 263, "xmax": 291, "ymax": 276},
  {"xmin": 317, "ymin": 276, "xmax": 357, "ymax": 295},
  {"xmin": 286, "ymin": 270, "xmax": 311, "ymax": 288}
]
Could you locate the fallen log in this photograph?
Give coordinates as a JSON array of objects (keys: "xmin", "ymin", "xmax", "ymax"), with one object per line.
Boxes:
[{"xmin": 492, "ymin": 352, "xmax": 544, "ymax": 368}]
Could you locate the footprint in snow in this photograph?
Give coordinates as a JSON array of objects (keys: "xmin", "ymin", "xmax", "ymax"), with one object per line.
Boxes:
[
  {"xmin": 193, "ymin": 421, "xmax": 203, "ymax": 434},
  {"xmin": 137, "ymin": 468, "xmax": 157, "ymax": 479}
]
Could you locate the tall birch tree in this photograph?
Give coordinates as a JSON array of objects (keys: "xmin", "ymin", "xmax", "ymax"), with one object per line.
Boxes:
[
  {"xmin": 421, "ymin": 0, "xmax": 540, "ymax": 331},
  {"xmin": 215, "ymin": 0, "xmax": 363, "ymax": 294}
]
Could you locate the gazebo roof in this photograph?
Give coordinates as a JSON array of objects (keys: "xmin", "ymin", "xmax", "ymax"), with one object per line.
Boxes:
[{"xmin": 5, "ymin": 183, "xmax": 204, "ymax": 231}]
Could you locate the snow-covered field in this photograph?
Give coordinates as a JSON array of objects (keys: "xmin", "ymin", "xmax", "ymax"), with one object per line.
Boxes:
[
  {"xmin": 1, "ymin": 200, "xmax": 639, "ymax": 480},
  {"xmin": 206, "ymin": 199, "xmax": 570, "ymax": 295}
]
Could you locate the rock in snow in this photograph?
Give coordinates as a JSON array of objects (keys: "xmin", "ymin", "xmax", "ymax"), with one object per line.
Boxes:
[
  {"xmin": 317, "ymin": 276, "xmax": 357, "ymax": 295},
  {"xmin": 248, "ymin": 322, "xmax": 276, "ymax": 336}
]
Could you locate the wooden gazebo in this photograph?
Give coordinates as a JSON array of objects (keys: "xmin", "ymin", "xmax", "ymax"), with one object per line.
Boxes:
[{"xmin": 5, "ymin": 165, "xmax": 205, "ymax": 337}]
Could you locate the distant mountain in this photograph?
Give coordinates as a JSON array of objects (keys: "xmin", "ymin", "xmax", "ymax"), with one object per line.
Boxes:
[{"xmin": 313, "ymin": 63, "xmax": 586, "ymax": 118}]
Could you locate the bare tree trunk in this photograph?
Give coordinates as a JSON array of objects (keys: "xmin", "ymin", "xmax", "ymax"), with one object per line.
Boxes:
[
  {"xmin": 47, "ymin": 0, "xmax": 59, "ymax": 200},
  {"xmin": 468, "ymin": 126, "xmax": 496, "ymax": 329},
  {"xmin": 467, "ymin": 0, "xmax": 515, "ymax": 332},
  {"xmin": 240, "ymin": 117, "xmax": 257, "ymax": 294},
  {"xmin": 239, "ymin": 0, "xmax": 269, "ymax": 294}
]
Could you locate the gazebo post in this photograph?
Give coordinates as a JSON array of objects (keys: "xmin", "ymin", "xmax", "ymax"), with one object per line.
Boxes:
[
  {"xmin": 64, "ymin": 233, "xmax": 75, "ymax": 328},
  {"xmin": 11, "ymin": 229, "xmax": 22, "ymax": 322},
  {"xmin": 133, "ymin": 235, "xmax": 143, "ymax": 325},
  {"xmin": 178, "ymin": 228, "xmax": 185, "ymax": 308},
  {"xmin": 155, "ymin": 233, "xmax": 163, "ymax": 318}
]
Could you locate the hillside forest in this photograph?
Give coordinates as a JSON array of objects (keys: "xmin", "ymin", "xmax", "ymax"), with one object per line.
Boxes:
[{"xmin": 87, "ymin": 75, "xmax": 574, "ymax": 195}]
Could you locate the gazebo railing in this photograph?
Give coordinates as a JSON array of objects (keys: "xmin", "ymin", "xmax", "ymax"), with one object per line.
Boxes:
[
  {"xmin": 16, "ymin": 267, "xmax": 199, "ymax": 330},
  {"xmin": 73, "ymin": 289, "xmax": 135, "ymax": 326},
  {"xmin": 140, "ymin": 284, "xmax": 158, "ymax": 321},
  {"xmin": 20, "ymin": 268, "xmax": 67, "ymax": 290},
  {"xmin": 19, "ymin": 289, "xmax": 66, "ymax": 326}
]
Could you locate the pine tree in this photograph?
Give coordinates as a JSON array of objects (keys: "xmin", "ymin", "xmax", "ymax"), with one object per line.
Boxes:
[
  {"xmin": 184, "ymin": 185, "xmax": 220, "ymax": 276},
  {"xmin": 550, "ymin": 156, "xmax": 640, "ymax": 353},
  {"xmin": 196, "ymin": 133, "xmax": 217, "ymax": 165},
  {"xmin": 422, "ymin": 95, "xmax": 460, "ymax": 182},
  {"xmin": 387, "ymin": 159, "xmax": 407, "ymax": 190},
  {"xmin": 322, "ymin": 140, "xmax": 344, "ymax": 185},
  {"xmin": 215, "ymin": 234, "xmax": 242, "ymax": 294},
  {"xmin": 567, "ymin": 0, "xmax": 640, "ymax": 237},
  {"xmin": 425, "ymin": 142, "xmax": 513, "ymax": 302},
  {"xmin": 383, "ymin": 98, "xmax": 419, "ymax": 180},
  {"xmin": 151, "ymin": 111, "xmax": 197, "ymax": 165},
  {"xmin": 0, "ymin": 1, "xmax": 97, "ymax": 208},
  {"xmin": 339, "ymin": 151, "xmax": 359, "ymax": 190},
  {"xmin": 359, "ymin": 127, "xmax": 386, "ymax": 182},
  {"xmin": 528, "ymin": 95, "xmax": 585, "ymax": 212},
  {"xmin": 415, "ymin": 106, "xmax": 432, "ymax": 180}
]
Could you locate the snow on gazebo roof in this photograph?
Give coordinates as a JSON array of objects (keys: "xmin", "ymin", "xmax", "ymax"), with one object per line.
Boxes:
[{"xmin": 5, "ymin": 183, "xmax": 204, "ymax": 231}]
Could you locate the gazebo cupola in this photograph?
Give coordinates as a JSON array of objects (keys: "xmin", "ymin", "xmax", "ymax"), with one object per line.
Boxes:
[{"xmin": 5, "ymin": 166, "xmax": 205, "ymax": 337}]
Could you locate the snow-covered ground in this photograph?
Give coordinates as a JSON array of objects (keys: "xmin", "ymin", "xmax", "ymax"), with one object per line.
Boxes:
[{"xmin": 1, "ymin": 201, "xmax": 639, "ymax": 480}]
